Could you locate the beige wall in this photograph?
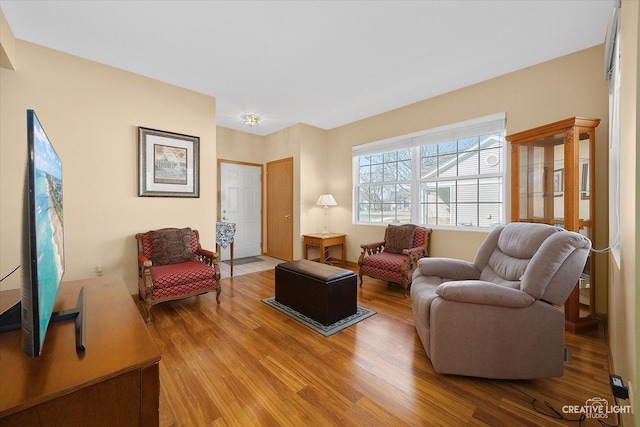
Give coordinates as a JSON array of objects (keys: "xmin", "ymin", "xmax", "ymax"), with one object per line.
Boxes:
[
  {"xmin": 608, "ymin": 1, "xmax": 639, "ymax": 425},
  {"xmin": 0, "ymin": 8, "xmax": 15, "ymax": 70},
  {"xmin": 326, "ymin": 45, "xmax": 610, "ymax": 313},
  {"xmin": 0, "ymin": 39, "xmax": 217, "ymax": 295},
  {"xmin": 216, "ymin": 126, "xmax": 266, "ymax": 164},
  {"xmin": 216, "ymin": 47, "xmax": 610, "ymax": 313}
]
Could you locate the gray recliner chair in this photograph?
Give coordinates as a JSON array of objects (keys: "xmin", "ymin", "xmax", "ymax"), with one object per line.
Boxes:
[{"xmin": 411, "ymin": 222, "xmax": 591, "ymax": 379}]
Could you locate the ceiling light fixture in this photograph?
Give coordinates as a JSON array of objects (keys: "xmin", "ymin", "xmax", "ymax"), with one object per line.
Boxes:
[{"xmin": 243, "ymin": 114, "xmax": 260, "ymax": 126}]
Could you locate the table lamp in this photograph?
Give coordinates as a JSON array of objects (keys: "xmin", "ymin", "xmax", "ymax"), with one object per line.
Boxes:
[{"xmin": 316, "ymin": 194, "xmax": 337, "ymax": 234}]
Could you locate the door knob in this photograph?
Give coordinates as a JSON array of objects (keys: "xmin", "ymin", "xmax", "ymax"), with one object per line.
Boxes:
[{"xmin": 284, "ymin": 214, "xmax": 291, "ymax": 218}]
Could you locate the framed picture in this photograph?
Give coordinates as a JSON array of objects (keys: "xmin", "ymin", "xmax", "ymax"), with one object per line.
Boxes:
[
  {"xmin": 553, "ymin": 169, "xmax": 564, "ymax": 196},
  {"xmin": 581, "ymin": 163, "xmax": 590, "ymax": 200},
  {"xmin": 138, "ymin": 127, "xmax": 199, "ymax": 197}
]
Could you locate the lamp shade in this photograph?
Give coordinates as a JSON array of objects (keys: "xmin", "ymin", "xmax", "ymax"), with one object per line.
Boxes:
[{"xmin": 316, "ymin": 194, "xmax": 337, "ymax": 207}]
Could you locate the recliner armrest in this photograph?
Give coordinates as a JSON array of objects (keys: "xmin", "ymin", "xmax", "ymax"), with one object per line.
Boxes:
[
  {"xmin": 436, "ymin": 281, "xmax": 535, "ymax": 308},
  {"xmin": 417, "ymin": 258, "xmax": 480, "ymax": 280}
]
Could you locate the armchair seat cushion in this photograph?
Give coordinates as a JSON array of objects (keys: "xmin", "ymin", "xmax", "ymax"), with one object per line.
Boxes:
[
  {"xmin": 150, "ymin": 260, "xmax": 218, "ymax": 289},
  {"xmin": 143, "ymin": 277, "xmax": 220, "ymax": 302},
  {"xmin": 360, "ymin": 252, "xmax": 411, "ymax": 284}
]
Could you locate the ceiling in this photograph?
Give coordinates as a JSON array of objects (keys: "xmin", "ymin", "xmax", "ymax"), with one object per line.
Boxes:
[{"xmin": 1, "ymin": 1, "xmax": 613, "ymax": 136}]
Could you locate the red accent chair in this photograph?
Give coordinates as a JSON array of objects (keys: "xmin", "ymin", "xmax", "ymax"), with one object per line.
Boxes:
[
  {"xmin": 358, "ymin": 224, "xmax": 432, "ymax": 297},
  {"xmin": 136, "ymin": 227, "xmax": 221, "ymax": 322}
]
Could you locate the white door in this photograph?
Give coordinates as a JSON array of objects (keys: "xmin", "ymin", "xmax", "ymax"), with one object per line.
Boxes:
[{"xmin": 220, "ymin": 162, "xmax": 262, "ymax": 260}]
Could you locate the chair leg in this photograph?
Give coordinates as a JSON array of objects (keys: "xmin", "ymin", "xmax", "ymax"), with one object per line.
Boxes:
[
  {"xmin": 215, "ymin": 285, "xmax": 221, "ymax": 304},
  {"xmin": 358, "ymin": 271, "xmax": 363, "ymax": 287},
  {"xmin": 145, "ymin": 298, "xmax": 152, "ymax": 323}
]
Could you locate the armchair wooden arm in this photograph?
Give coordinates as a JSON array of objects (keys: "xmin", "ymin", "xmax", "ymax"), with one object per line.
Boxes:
[
  {"xmin": 400, "ymin": 246, "xmax": 427, "ymax": 283},
  {"xmin": 358, "ymin": 241, "xmax": 386, "ymax": 265},
  {"xmin": 196, "ymin": 248, "xmax": 221, "ymax": 281},
  {"xmin": 137, "ymin": 255, "xmax": 154, "ymax": 317}
]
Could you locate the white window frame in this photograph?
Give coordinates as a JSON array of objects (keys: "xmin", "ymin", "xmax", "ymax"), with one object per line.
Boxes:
[
  {"xmin": 605, "ymin": 0, "xmax": 621, "ymax": 264},
  {"xmin": 352, "ymin": 113, "xmax": 506, "ymax": 230}
]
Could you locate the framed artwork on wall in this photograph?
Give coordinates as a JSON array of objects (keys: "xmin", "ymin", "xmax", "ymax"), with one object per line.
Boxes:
[
  {"xmin": 553, "ymin": 168, "xmax": 564, "ymax": 197},
  {"xmin": 138, "ymin": 127, "xmax": 199, "ymax": 197}
]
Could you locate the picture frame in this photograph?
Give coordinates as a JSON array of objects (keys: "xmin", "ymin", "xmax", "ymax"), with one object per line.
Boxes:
[
  {"xmin": 581, "ymin": 162, "xmax": 590, "ymax": 200},
  {"xmin": 138, "ymin": 127, "xmax": 199, "ymax": 197},
  {"xmin": 553, "ymin": 169, "xmax": 564, "ymax": 197}
]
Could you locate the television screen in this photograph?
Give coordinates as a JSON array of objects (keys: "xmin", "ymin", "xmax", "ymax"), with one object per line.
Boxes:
[{"xmin": 22, "ymin": 109, "xmax": 65, "ymax": 356}]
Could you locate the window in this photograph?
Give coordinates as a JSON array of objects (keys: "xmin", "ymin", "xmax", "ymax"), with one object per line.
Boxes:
[
  {"xmin": 356, "ymin": 148, "xmax": 412, "ymax": 223},
  {"xmin": 353, "ymin": 113, "xmax": 506, "ymax": 229},
  {"xmin": 605, "ymin": 0, "xmax": 621, "ymax": 263}
]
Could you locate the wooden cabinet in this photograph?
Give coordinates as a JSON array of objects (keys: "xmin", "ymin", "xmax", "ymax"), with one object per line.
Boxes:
[
  {"xmin": 507, "ymin": 117, "xmax": 600, "ymax": 333},
  {"xmin": 0, "ymin": 275, "xmax": 161, "ymax": 426}
]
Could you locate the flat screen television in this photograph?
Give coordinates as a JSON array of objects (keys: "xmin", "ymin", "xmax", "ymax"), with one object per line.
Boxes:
[
  {"xmin": 0, "ymin": 109, "xmax": 84, "ymax": 357},
  {"xmin": 22, "ymin": 109, "xmax": 66, "ymax": 356}
]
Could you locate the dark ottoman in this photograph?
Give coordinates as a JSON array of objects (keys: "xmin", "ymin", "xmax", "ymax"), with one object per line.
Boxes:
[{"xmin": 275, "ymin": 259, "xmax": 357, "ymax": 325}]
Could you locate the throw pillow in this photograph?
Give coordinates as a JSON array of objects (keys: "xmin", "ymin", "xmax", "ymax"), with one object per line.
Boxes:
[
  {"xmin": 149, "ymin": 228, "xmax": 193, "ymax": 266},
  {"xmin": 384, "ymin": 224, "xmax": 416, "ymax": 254}
]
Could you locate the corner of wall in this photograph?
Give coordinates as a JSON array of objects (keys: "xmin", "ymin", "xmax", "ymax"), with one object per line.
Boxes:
[{"xmin": 0, "ymin": 8, "xmax": 16, "ymax": 70}]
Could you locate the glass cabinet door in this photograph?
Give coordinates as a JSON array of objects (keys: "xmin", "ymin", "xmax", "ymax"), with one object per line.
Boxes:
[
  {"xmin": 508, "ymin": 117, "xmax": 599, "ymax": 333},
  {"xmin": 517, "ymin": 132, "xmax": 566, "ymax": 226}
]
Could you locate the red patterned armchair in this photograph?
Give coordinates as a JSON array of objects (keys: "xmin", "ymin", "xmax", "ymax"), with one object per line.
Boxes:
[
  {"xmin": 358, "ymin": 224, "xmax": 432, "ymax": 297},
  {"xmin": 136, "ymin": 227, "xmax": 221, "ymax": 322}
]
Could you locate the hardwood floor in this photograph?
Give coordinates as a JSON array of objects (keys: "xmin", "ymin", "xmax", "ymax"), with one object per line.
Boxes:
[{"xmin": 136, "ymin": 268, "xmax": 614, "ymax": 426}]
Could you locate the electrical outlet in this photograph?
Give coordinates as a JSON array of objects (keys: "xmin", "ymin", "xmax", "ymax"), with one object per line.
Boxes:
[{"xmin": 94, "ymin": 266, "xmax": 104, "ymax": 276}]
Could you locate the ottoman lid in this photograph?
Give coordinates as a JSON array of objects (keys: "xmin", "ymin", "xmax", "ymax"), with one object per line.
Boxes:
[{"xmin": 277, "ymin": 259, "xmax": 354, "ymax": 281}]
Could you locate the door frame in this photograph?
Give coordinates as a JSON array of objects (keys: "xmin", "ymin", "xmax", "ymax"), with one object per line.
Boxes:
[{"xmin": 217, "ymin": 159, "xmax": 265, "ymax": 255}]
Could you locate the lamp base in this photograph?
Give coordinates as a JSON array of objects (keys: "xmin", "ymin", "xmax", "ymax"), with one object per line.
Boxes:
[{"xmin": 323, "ymin": 208, "xmax": 330, "ymax": 235}]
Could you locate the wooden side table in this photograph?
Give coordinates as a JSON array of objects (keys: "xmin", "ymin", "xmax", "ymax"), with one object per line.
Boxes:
[{"xmin": 303, "ymin": 233, "xmax": 346, "ymax": 266}]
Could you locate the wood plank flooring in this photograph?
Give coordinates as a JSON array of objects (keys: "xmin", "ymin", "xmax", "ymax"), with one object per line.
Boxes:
[{"xmin": 136, "ymin": 268, "xmax": 614, "ymax": 426}]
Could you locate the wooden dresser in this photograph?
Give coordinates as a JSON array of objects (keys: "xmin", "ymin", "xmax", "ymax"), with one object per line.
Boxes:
[{"xmin": 0, "ymin": 275, "xmax": 161, "ymax": 426}]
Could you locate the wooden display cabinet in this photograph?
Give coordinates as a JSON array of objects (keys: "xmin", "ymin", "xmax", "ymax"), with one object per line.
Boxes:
[{"xmin": 507, "ymin": 117, "xmax": 600, "ymax": 333}]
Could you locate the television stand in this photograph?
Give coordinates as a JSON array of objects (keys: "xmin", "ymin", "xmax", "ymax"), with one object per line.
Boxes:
[
  {"xmin": 0, "ymin": 286, "xmax": 87, "ymax": 352},
  {"xmin": 50, "ymin": 286, "xmax": 86, "ymax": 351},
  {"xmin": 0, "ymin": 275, "xmax": 161, "ymax": 426}
]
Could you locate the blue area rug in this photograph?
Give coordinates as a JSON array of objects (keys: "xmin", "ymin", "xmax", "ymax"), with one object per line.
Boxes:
[{"xmin": 262, "ymin": 297, "xmax": 376, "ymax": 337}]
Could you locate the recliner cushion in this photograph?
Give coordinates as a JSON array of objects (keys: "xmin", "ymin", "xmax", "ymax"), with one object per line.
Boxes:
[
  {"xmin": 479, "ymin": 223, "xmax": 561, "ymax": 285},
  {"xmin": 496, "ymin": 222, "xmax": 559, "ymax": 259}
]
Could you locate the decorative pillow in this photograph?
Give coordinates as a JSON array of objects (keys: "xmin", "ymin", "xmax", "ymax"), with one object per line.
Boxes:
[
  {"xmin": 384, "ymin": 224, "xmax": 416, "ymax": 254},
  {"xmin": 149, "ymin": 228, "xmax": 193, "ymax": 266}
]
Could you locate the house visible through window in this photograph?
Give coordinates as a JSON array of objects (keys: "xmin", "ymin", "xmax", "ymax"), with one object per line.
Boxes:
[{"xmin": 353, "ymin": 113, "xmax": 506, "ymax": 229}]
